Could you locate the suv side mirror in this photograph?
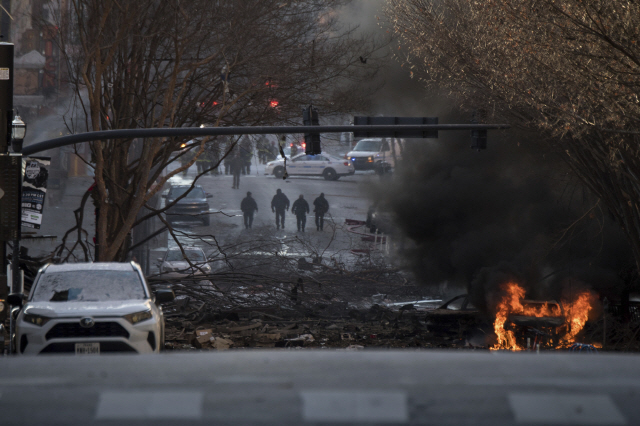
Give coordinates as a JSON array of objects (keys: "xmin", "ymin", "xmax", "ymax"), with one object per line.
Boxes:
[
  {"xmin": 154, "ymin": 288, "xmax": 175, "ymax": 304},
  {"xmin": 11, "ymin": 305, "xmax": 21, "ymax": 320},
  {"xmin": 7, "ymin": 293, "xmax": 26, "ymax": 307}
]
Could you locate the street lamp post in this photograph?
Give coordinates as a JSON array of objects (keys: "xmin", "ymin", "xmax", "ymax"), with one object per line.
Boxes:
[
  {"xmin": 7, "ymin": 114, "xmax": 25, "ymax": 354},
  {"xmin": 11, "ymin": 116, "xmax": 25, "ymax": 152}
]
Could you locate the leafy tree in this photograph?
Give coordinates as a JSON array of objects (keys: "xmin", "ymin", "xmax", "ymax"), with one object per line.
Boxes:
[{"xmin": 49, "ymin": 0, "xmax": 381, "ymax": 261}]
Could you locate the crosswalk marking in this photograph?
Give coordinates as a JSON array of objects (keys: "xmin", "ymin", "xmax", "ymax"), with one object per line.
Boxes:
[
  {"xmin": 301, "ymin": 390, "xmax": 408, "ymax": 423},
  {"xmin": 508, "ymin": 393, "xmax": 626, "ymax": 425},
  {"xmin": 95, "ymin": 391, "xmax": 204, "ymax": 420}
]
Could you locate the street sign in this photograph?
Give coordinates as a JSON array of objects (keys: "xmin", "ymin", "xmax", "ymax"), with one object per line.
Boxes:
[
  {"xmin": 21, "ymin": 157, "xmax": 50, "ymax": 229},
  {"xmin": 353, "ymin": 116, "xmax": 439, "ymax": 139},
  {"xmin": 0, "ymin": 154, "xmax": 22, "ymax": 241}
]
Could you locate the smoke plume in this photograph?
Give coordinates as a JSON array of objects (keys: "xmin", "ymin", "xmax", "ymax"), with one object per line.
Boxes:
[{"xmin": 373, "ymin": 123, "xmax": 633, "ymax": 311}]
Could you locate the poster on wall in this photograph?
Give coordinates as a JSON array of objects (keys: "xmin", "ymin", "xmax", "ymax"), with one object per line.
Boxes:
[{"xmin": 21, "ymin": 156, "xmax": 50, "ymax": 229}]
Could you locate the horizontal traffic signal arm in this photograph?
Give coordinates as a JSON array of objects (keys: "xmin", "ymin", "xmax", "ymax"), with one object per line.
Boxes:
[{"xmin": 22, "ymin": 124, "xmax": 510, "ymax": 156}]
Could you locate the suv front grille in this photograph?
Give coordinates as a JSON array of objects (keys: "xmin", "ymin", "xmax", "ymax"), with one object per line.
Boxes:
[
  {"xmin": 46, "ymin": 322, "xmax": 130, "ymax": 340},
  {"xmin": 40, "ymin": 341, "xmax": 136, "ymax": 353},
  {"xmin": 350, "ymin": 158, "xmax": 375, "ymax": 169}
]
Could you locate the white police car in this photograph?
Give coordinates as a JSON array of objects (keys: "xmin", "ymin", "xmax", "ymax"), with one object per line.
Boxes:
[{"xmin": 265, "ymin": 153, "xmax": 355, "ymax": 180}]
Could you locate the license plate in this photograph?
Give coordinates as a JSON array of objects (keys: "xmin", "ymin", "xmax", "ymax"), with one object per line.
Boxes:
[{"xmin": 75, "ymin": 342, "xmax": 100, "ymax": 355}]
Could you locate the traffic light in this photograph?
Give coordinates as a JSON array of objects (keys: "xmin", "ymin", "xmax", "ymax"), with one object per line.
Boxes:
[
  {"xmin": 471, "ymin": 129, "xmax": 487, "ymax": 150},
  {"xmin": 303, "ymin": 105, "xmax": 321, "ymax": 155}
]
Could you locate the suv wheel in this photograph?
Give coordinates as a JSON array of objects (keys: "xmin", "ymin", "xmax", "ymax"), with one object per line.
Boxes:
[{"xmin": 274, "ymin": 166, "xmax": 285, "ymax": 179}]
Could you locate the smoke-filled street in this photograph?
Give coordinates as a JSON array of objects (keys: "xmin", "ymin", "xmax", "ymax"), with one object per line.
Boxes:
[{"xmin": 3, "ymin": 0, "xmax": 640, "ymax": 424}]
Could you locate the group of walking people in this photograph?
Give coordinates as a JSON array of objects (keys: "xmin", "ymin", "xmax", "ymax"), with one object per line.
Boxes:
[{"xmin": 240, "ymin": 190, "xmax": 330, "ymax": 232}]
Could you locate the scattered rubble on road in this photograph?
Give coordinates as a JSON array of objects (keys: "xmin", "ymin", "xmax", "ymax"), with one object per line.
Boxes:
[
  {"xmin": 164, "ymin": 304, "xmax": 486, "ymax": 351},
  {"xmin": 160, "ymin": 273, "xmax": 490, "ymax": 351},
  {"xmin": 151, "ymin": 228, "xmax": 631, "ymax": 352}
]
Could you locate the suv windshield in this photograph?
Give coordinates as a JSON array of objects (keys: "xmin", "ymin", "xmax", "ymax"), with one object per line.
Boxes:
[
  {"xmin": 168, "ymin": 187, "xmax": 205, "ymax": 199},
  {"xmin": 32, "ymin": 271, "xmax": 146, "ymax": 302},
  {"xmin": 353, "ymin": 140, "xmax": 382, "ymax": 152},
  {"xmin": 166, "ymin": 249, "xmax": 206, "ymax": 262}
]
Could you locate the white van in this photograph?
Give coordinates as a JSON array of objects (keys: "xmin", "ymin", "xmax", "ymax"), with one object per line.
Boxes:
[{"xmin": 345, "ymin": 138, "xmax": 402, "ymax": 172}]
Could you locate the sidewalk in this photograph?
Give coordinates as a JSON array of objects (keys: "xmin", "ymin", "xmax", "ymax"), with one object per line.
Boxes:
[{"xmin": 23, "ymin": 175, "xmax": 96, "ymax": 261}]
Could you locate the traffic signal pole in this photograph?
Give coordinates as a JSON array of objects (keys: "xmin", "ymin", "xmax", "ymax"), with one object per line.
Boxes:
[{"xmin": 21, "ymin": 123, "xmax": 510, "ymax": 156}]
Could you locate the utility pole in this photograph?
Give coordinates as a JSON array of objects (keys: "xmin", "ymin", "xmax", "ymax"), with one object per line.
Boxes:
[
  {"xmin": 0, "ymin": 0, "xmax": 10, "ymax": 44},
  {"xmin": 0, "ymin": 42, "xmax": 16, "ymax": 353}
]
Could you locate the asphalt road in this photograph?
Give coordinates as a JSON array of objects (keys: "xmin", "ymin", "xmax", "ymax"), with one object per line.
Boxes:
[
  {"xmin": 172, "ymin": 160, "xmax": 375, "ymax": 228},
  {"xmin": 27, "ymin": 155, "xmax": 385, "ymax": 265},
  {"xmin": 1, "ymin": 350, "xmax": 638, "ymax": 425},
  {"xmin": 162, "ymin": 160, "xmax": 383, "ymax": 261}
]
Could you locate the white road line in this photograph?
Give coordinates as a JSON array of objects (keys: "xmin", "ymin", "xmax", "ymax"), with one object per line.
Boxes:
[
  {"xmin": 215, "ymin": 376, "xmax": 292, "ymax": 384},
  {"xmin": 0, "ymin": 377, "xmax": 70, "ymax": 386},
  {"xmin": 300, "ymin": 390, "xmax": 408, "ymax": 423},
  {"xmin": 508, "ymin": 393, "xmax": 627, "ymax": 425},
  {"xmin": 95, "ymin": 391, "xmax": 204, "ymax": 420}
]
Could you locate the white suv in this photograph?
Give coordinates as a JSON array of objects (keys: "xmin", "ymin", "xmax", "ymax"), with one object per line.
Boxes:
[
  {"xmin": 15, "ymin": 262, "xmax": 174, "ymax": 355},
  {"xmin": 346, "ymin": 138, "xmax": 402, "ymax": 172}
]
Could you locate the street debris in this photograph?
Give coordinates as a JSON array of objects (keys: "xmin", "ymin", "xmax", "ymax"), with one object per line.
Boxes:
[
  {"xmin": 161, "ymin": 272, "xmax": 489, "ymax": 351},
  {"xmin": 151, "ymin": 229, "xmax": 629, "ymax": 352}
]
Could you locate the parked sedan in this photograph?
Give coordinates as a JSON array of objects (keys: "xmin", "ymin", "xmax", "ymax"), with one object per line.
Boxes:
[
  {"xmin": 158, "ymin": 246, "xmax": 212, "ymax": 278},
  {"xmin": 163, "ymin": 184, "xmax": 212, "ymax": 226},
  {"xmin": 265, "ymin": 153, "xmax": 355, "ymax": 180},
  {"xmin": 15, "ymin": 262, "xmax": 174, "ymax": 355}
]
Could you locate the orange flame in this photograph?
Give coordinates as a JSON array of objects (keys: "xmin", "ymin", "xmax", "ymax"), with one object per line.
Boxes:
[
  {"xmin": 490, "ymin": 282, "xmax": 596, "ymax": 351},
  {"xmin": 561, "ymin": 292, "xmax": 595, "ymax": 345},
  {"xmin": 492, "ymin": 282, "xmax": 525, "ymax": 350}
]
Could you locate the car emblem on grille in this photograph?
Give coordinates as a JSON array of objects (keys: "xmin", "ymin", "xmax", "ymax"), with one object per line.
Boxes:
[{"xmin": 79, "ymin": 317, "xmax": 95, "ymax": 328}]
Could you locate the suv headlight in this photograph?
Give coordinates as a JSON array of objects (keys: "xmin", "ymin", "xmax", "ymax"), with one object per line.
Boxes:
[
  {"xmin": 23, "ymin": 313, "xmax": 51, "ymax": 326},
  {"xmin": 123, "ymin": 310, "xmax": 153, "ymax": 325}
]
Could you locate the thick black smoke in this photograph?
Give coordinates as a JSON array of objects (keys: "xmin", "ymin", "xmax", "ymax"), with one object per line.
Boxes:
[
  {"xmin": 374, "ymin": 123, "xmax": 633, "ymax": 311},
  {"xmin": 337, "ymin": 0, "xmax": 633, "ymax": 309}
]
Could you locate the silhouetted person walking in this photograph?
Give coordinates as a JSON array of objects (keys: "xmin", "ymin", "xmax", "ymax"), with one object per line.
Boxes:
[
  {"xmin": 271, "ymin": 189, "xmax": 290, "ymax": 230},
  {"xmin": 291, "ymin": 194, "xmax": 310, "ymax": 232},
  {"xmin": 230, "ymin": 153, "xmax": 242, "ymax": 189},
  {"xmin": 240, "ymin": 191, "xmax": 258, "ymax": 229},
  {"xmin": 313, "ymin": 193, "xmax": 329, "ymax": 231}
]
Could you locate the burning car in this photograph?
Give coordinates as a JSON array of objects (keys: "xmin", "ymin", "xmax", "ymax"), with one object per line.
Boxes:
[
  {"xmin": 492, "ymin": 282, "xmax": 597, "ymax": 351},
  {"xmin": 503, "ymin": 299, "xmax": 566, "ymax": 350}
]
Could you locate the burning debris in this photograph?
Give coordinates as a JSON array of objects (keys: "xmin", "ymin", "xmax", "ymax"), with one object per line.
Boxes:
[{"xmin": 491, "ymin": 282, "xmax": 598, "ymax": 351}]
